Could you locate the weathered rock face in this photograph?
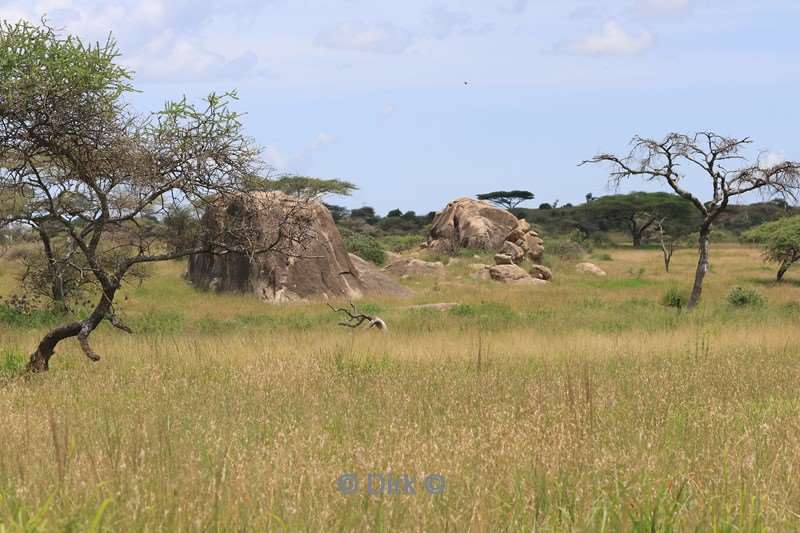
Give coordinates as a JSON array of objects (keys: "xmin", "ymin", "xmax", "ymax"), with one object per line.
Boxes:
[
  {"xmin": 383, "ymin": 258, "xmax": 446, "ymax": 278},
  {"xmin": 494, "ymin": 253, "xmax": 514, "ymax": 265},
  {"xmin": 187, "ymin": 192, "xmax": 409, "ymax": 302},
  {"xmin": 427, "ymin": 197, "xmax": 544, "ymax": 261},
  {"xmin": 575, "ymin": 262, "xmax": 607, "ymax": 277},
  {"xmin": 428, "ymin": 198, "xmax": 520, "ymax": 252},
  {"xmin": 501, "ymin": 241, "xmax": 525, "ymax": 264},
  {"xmin": 348, "ymin": 254, "xmax": 412, "ymax": 298}
]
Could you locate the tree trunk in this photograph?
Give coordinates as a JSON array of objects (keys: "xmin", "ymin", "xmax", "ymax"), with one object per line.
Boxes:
[
  {"xmin": 27, "ymin": 321, "xmax": 83, "ymax": 372},
  {"xmin": 27, "ymin": 281, "xmax": 118, "ymax": 372},
  {"xmin": 37, "ymin": 228, "xmax": 67, "ymax": 309},
  {"xmin": 662, "ymin": 247, "xmax": 672, "ymax": 273},
  {"xmin": 777, "ymin": 262, "xmax": 790, "ymax": 282},
  {"xmin": 687, "ymin": 226, "xmax": 711, "ymax": 309},
  {"xmin": 632, "ymin": 230, "xmax": 642, "ymax": 248}
]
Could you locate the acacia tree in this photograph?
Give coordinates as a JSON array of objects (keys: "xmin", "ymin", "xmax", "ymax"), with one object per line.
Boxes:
[
  {"xmin": 262, "ymin": 175, "xmax": 357, "ymax": 198},
  {"xmin": 588, "ymin": 191, "xmax": 696, "ymax": 247},
  {"xmin": 744, "ymin": 216, "xmax": 800, "ymax": 281},
  {"xmin": 0, "ymin": 20, "xmax": 311, "ymax": 371},
  {"xmin": 583, "ymin": 132, "xmax": 800, "ymax": 308},
  {"xmin": 477, "ymin": 190, "xmax": 535, "ymax": 209}
]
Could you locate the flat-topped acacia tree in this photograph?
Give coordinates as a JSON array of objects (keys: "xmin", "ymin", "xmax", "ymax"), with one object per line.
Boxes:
[
  {"xmin": 583, "ymin": 132, "xmax": 800, "ymax": 308},
  {"xmin": 0, "ymin": 20, "xmax": 312, "ymax": 371},
  {"xmin": 476, "ymin": 190, "xmax": 535, "ymax": 209}
]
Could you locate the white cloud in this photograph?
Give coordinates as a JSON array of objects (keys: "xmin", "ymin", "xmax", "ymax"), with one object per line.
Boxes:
[
  {"xmin": 1, "ymin": 0, "xmax": 269, "ymax": 83},
  {"xmin": 569, "ymin": 5, "xmax": 604, "ymax": 20},
  {"xmin": 426, "ymin": 5, "xmax": 471, "ymax": 39},
  {"xmin": 425, "ymin": 5, "xmax": 493, "ymax": 39},
  {"xmin": 635, "ymin": 0, "xmax": 691, "ymax": 16},
  {"xmin": 266, "ymin": 133, "xmax": 336, "ymax": 173},
  {"xmin": 315, "ymin": 21, "xmax": 414, "ymax": 54},
  {"xmin": 120, "ymin": 30, "xmax": 260, "ymax": 83},
  {"xmin": 264, "ymin": 146, "xmax": 289, "ymax": 170},
  {"xmin": 560, "ymin": 21, "xmax": 653, "ymax": 56},
  {"xmin": 503, "ymin": 0, "xmax": 528, "ymax": 14},
  {"xmin": 309, "ymin": 133, "xmax": 334, "ymax": 151}
]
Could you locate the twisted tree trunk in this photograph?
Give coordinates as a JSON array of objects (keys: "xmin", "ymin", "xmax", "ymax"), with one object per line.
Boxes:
[
  {"xmin": 37, "ymin": 227, "xmax": 67, "ymax": 309},
  {"xmin": 687, "ymin": 225, "xmax": 711, "ymax": 309},
  {"xmin": 27, "ymin": 280, "xmax": 120, "ymax": 372},
  {"xmin": 777, "ymin": 262, "xmax": 790, "ymax": 282}
]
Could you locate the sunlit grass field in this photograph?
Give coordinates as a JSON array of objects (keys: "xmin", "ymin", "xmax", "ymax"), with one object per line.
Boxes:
[{"xmin": 2, "ymin": 244, "xmax": 800, "ymax": 531}]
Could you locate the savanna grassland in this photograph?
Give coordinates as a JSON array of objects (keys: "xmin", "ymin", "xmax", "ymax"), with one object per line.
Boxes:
[{"xmin": 2, "ymin": 244, "xmax": 800, "ymax": 531}]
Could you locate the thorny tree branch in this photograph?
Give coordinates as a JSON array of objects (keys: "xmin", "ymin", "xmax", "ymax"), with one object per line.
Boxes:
[{"xmin": 327, "ymin": 302, "xmax": 388, "ymax": 332}]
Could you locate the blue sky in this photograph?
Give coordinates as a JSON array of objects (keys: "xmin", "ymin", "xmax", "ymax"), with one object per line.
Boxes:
[{"xmin": 3, "ymin": 0, "xmax": 799, "ymax": 213}]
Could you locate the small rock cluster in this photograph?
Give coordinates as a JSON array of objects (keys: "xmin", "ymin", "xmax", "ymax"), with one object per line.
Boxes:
[
  {"xmin": 492, "ymin": 218, "xmax": 545, "ymax": 265},
  {"xmin": 475, "ymin": 218, "xmax": 552, "ymax": 285},
  {"xmin": 472, "ymin": 263, "xmax": 553, "ymax": 285}
]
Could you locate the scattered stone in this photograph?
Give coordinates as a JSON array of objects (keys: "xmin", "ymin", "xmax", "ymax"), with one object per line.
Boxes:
[
  {"xmin": 576, "ymin": 262, "xmax": 607, "ymax": 276},
  {"xmin": 529, "ymin": 264, "xmax": 553, "ymax": 281},
  {"xmin": 488, "ymin": 264, "xmax": 547, "ymax": 285}
]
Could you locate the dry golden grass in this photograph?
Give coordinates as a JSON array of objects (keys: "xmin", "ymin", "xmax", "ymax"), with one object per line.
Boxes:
[{"xmin": 2, "ymin": 244, "xmax": 800, "ymax": 531}]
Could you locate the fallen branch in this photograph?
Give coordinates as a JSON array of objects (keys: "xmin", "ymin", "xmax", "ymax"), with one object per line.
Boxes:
[{"xmin": 327, "ymin": 302, "xmax": 387, "ymax": 332}]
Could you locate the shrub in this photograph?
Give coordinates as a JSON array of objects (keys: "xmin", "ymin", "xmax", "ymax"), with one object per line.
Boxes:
[
  {"xmin": 589, "ymin": 232, "xmax": 615, "ymax": 248},
  {"xmin": 380, "ymin": 234, "xmax": 424, "ymax": 253},
  {"xmin": 661, "ymin": 287, "xmax": 687, "ymax": 309},
  {"xmin": 548, "ymin": 240, "xmax": 586, "ymax": 261},
  {"xmin": 0, "ymin": 347, "xmax": 26, "ymax": 377},
  {"xmin": 344, "ymin": 233, "xmax": 386, "ymax": 265},
  {"xmin": 727, "ymin": 286, "xmax": 765, "ymax": 307}
]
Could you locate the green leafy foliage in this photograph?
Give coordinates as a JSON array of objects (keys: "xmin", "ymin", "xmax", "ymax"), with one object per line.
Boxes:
[
  {"xmin": 744, "ymin": 215, "xmax": 800, "ymax": 280},
  {"xmin": 252, "ymin": 175, "xmax": 357, "ymax": 198},
  {"xmin": 661, "ymin": 287, "xmax": 687, "ymax": 309},
  {"xmin": 477, "ymin": 190, "xmax": 535, "ymax": 209},
  {"xmin": 344, "ymin": 233, "xmax": 386, "ymax": 265},
  {"xmin": 727, "ymin": 286, "xmax": 765, "ymax": 307},
  {"xmin": 0, "ymin": 347, "xmax": 27, "ymax": 377}
]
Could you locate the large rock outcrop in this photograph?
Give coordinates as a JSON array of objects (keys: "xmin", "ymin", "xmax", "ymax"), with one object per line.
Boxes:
[
  {"xmin": 187, "ymin": 192, "xmax": 409, "ymax": 302},
  {"xmin": 427, "ymin": 198, "xmax": 544, "ymax": 261}
]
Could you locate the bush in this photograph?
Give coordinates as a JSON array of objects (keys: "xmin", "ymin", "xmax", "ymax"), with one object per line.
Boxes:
[
  {"xmin": 727, "ymin": 286, "xmax": 765, "ymax": 307},
  {"xmin": 0, "ymin": 347, "xmax": 26, "ymax": 377},
  {"xmin": 380, "ymin": 234, "xmax": 424, "ymax": 253},
  {"xmin": 566, "ymin": 229, "xmax": 594, "ymax": 252},
  {"xmin": 661, "ymin": 287, "xmax": 687, "ymax": 309},
  {"xmin": 589, "ymin": 232, "xmax": 615, "ymax": 248},
  {"xmin": 548, "ymin": 240, "xmax": 586, "ymax": 261},
  {"xmin": 344, "ymin": 233, "xmax": 386, "ymax": 266}
]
